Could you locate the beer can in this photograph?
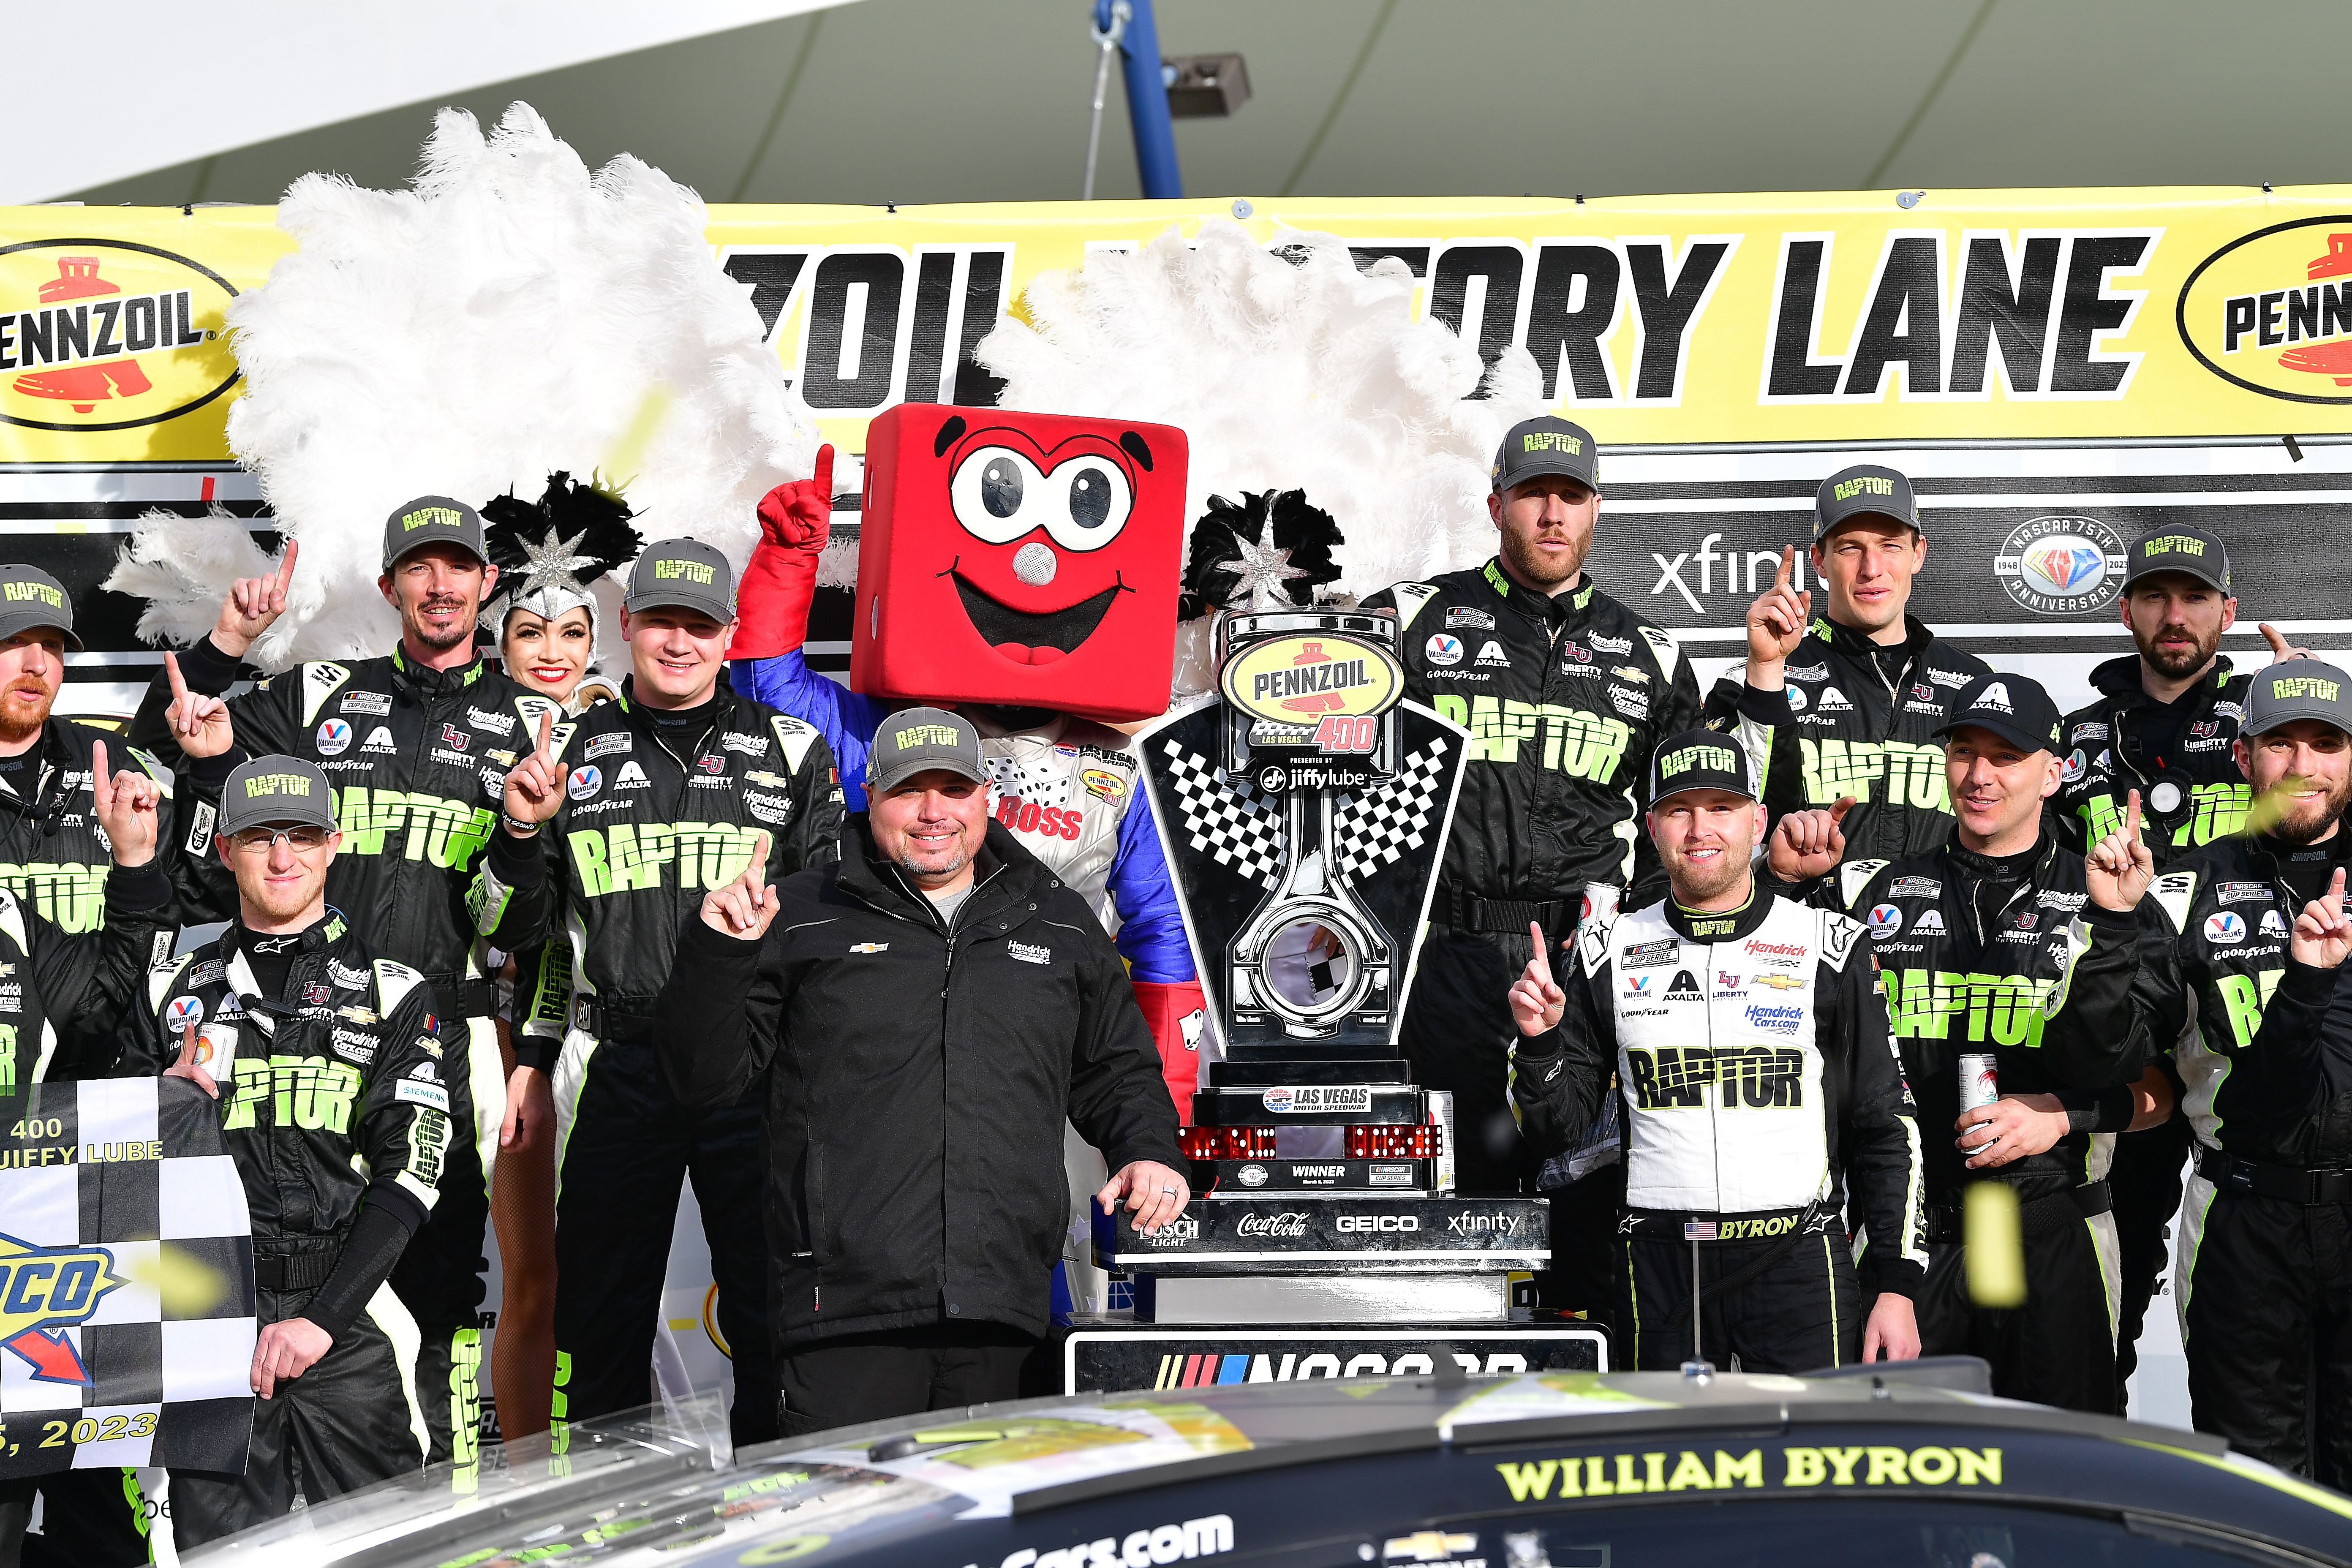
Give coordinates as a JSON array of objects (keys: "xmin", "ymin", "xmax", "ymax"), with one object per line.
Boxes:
[{"xmin": 1960, "ymin": 1053, "xmax": 1999, "ymax": 1112}]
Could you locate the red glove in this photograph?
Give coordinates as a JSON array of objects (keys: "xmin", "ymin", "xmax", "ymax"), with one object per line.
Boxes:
[
  {"xmin": 1130, "ymin": 978, "xmax": 1207, "ymax": 1124},
  {"xmin": 732, "ymin": 444, "xmax": 833, "ymax": 659}
]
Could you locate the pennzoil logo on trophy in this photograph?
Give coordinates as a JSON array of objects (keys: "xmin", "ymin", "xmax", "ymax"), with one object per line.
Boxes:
[{"xmin": 1142, "ymin": 609, "xmax": 1467, "ymax": 1048}]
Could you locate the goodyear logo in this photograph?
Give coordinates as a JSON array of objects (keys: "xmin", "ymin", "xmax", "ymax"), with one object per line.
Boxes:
[
  {"xmin": 1521, "ymin": 430, "xmax": 1582, "ymax": 455},
  {"xmin": 0, "ymin": 1232, "xmax": 125, "ymax": 1384},
  {"xmin": 1658, "ymin": 742, "xmax": 1737, "ymax": 780},
  {"xmin": 892, "ymin": 723, "xmax": 965, "ymax": 749},
  {"xmin": 243, "ymin": 772, "xmax": 314, "ymax": 798},
  {"xmin": 653, "ymin": 558, "xmax": 716, "ymax": 583},
  {"xmin": 0, "ymin": 581, "xmax": 63, "ymax": 610},
  {"xmin": 1219, "ymin": 632, "xmax": 1403, "ymax": 727},
  {"xmin": 2270, "ymin": 674, "xmax": 2342, "ymax": 702},
  {"xmin": 1832, "ymin": 474, "xmax": 1895, "ymax": 501},
  {"xmin": 2180, "ymin": 219, "xmax": 2352, "ymax": 404},
  {"xmin": 400, "ymin": 505, "xmax": 461, "ymax": 532},
  {"xmin": 0, "ymin": 242, "xmax": 238, "ymax": 435}
]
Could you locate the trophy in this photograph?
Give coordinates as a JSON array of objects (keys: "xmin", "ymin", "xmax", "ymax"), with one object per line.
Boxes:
[{"xmin": 1067, "ymin": 606, "xmax": 1603, "ymax": 1386}]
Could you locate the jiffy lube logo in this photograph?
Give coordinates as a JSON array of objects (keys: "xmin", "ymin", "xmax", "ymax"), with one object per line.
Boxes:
[
  {"xmin": 0, "ymin": 240, "xmax": 240, "ymax": 433},
  {"xmin": 0, "ymin": 1232, "xmax": 126, "ymax": 1384},
  {"xmin": 2179, "ymin": 218, "xmax": 2352, "ymax": 403}
]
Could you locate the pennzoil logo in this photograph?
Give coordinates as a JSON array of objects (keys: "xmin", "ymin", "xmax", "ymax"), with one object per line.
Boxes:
[
  {"xmin": 0, "ymin": 240, "xmax": 241, "ymax": 433},
  {"xmin": 2179, "ymin": 216, "xmax": 2352, "ymax": 404},
  {"xmin": 1219, "ymin": 632, "xmax": 1403, "ymax": 726},
  {"xmin": 0, "ymin": 1232, "xmax": 126, "ymax": 1384}
]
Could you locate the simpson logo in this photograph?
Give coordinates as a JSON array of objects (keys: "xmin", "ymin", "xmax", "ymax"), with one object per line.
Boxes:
[
  {"xmin": 1995, "ymin": 515, "xmax": 2127, "ymax": 616},
  {"xmin": 0, "ymin": 1233, "xmax": 126, "ymax": 1383},
  {"xmin": 0, "ymin": 243, "xmax": 238, "ymax": 434},
  {"xmin": 2180, "ymin": 218, "xmax": 2352, "ymax": 403}
]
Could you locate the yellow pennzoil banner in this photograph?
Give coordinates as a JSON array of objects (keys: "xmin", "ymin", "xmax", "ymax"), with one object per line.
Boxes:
[{"xmin": 5, "ymin": 187, "xmax": 2352, "ymax": 703}]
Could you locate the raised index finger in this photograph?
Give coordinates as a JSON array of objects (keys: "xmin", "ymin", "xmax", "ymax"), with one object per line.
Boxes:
[
  {"xmin": 1527, "ymin": 920, "xmax": 1554, "ymax": 984},
  {"xmin": 90, "ymin": 738, "xmax": 108, "ymax": 791},
  {"xmin": 2262, "ymin": 621, "xmax": 2292, "ymax": 660},
  {"xmin": 746, "ymin": 830, "xmax": 771, "ymax": 890},
  {"xmin": 275, "ymin": 537, "xmax": 300, "ymax": 591},
  {"xmin": 1774, "ymin": 544, "xmax": 1794, "ymax": 590},
  {"xmin": 535, "ymin": 709, "xmax": 554, "ymax": 761},
  {"xmin": 2125, "ymin": 787, "xmax": 2144, "ymax": 845},
  {"xmin": 811, "ymin": 443, "xmax": 835, "ymax": 503},
  {"xmin": 165, "ymin": 650, "xmax": 188, "ymax": 702}
]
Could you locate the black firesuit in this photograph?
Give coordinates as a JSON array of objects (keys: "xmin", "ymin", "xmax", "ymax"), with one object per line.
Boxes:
[
  {"xmin": 653, "ymin": 819, "xmax": 1182, "ymax": 1435},
  {"xmin": 1361, "ymin": 560, "xmax": 1700, "ymax": 1195},
  {"xmin": 1509, "ymin": 890, "xmax": 1927, "ymax": 1373},
  {"xmin": 2139, "ymin": 830, "xmax": 2352, "ymax": 1482},
  {"xmin": 470, "ymin": 674, "xmax": 841, "ymax": 1448},
  {"xmin": 1804, "ymin": 833, "xmax": 2158, "ymax": 1411},
  {"xmin": 132, "ymin": 636, "xmax": 547, "ymax": 1470},
  {"xmin": 0, "ymin": 859, "xmax": 172, "ymax": 1568},
  {"xmin": 2055, "ymin": 653, "xmax": 2254, "ymax": 1413},
  {"xmin": 123, "ymin": 913, "xmax": 451, "ymax": 1547},
  {"xmin": 1709, "ymin": 614, "xmax": 1990, "ymax": 865}
]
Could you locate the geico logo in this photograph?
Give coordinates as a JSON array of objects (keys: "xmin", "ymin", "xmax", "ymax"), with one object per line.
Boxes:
[
  {"xmin": 1336, "ymin": 1214, "xmax": 1419, "ymax": 1233},
  {"xmin": 336, "ymin": 787, "xmax": 495, "ymax": 869},
  {"xmin": 0, "ymin": 863, "xmax": 109, "ymax": 933},
  {"xmin": 220, "ymin": 1056, "xmax": 363, "ymax": 1133},
  {"xmin": 567, "ymin": 822, "xmax": 765, "ymax": 897},
  {"xmin": 1880, "ymin": 970, "xmax": 2062, "ymax": 1045}
]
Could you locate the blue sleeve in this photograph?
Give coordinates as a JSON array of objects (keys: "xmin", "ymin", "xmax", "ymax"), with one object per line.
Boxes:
[
  {"xmin": 730, "ymin": 649, "xmax": 889, "ymax": 811},
  {"xmin": 1105, "ymin": 790, "xmax": 1196, "ymax": 983}
]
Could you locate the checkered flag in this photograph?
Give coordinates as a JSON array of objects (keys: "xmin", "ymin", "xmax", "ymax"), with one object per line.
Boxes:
[
  {"xmin": 0, "ymin": 1078, "xmax": 253, "ymax": 1479},
  {"xmin": 1334, "ymin": 739, "xmax": 1451, "ymax": 884},
  {"xmin": 1159, "ymin": 739, "xmax": 1287, "ymax": 890}
]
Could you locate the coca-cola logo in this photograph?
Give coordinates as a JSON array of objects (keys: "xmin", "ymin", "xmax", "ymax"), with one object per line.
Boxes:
[{"xmin": 1235, "ymin": 1211, "xmax": 1310, "ymax": 1238}]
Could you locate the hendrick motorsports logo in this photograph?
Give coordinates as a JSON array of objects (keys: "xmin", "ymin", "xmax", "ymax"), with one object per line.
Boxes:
[
  {"xmin": 2178, "ymin": 216, "xmax": 2352, "ymax": 404},
  {"xmin": 0, "ymin": 1232, "xmax": 126, "ymax": 1383},
  {"xmin": 0, "ymin": 240, "xmax": 242, "ymax": 433},
  {"xmin": 1993, "ymin": 515, "xmax": 2126, "ymax": 616}
]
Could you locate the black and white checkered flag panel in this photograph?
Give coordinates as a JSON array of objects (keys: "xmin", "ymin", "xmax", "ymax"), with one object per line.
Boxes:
[{"xmin": 0, "ymin": 1078, "xmax": 254, "ymax": 1478}]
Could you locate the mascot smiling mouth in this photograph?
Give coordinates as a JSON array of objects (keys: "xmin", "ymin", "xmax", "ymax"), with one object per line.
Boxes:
[{"xmin": 950, "ymin": 570, "xmax": 1129, "ymax": 665}]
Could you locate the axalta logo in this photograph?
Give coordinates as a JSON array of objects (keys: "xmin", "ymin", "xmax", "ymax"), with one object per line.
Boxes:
[
  {"xmin": 2179, "ymin": 218, "xmax": 2352, "ymax": 403},
  {"xmin": 0, "ymin": 241, "xmax": 240, "ymax": 433},
  {"xmin": 0, "ymin": 1232, "xmax": 125, "ymax": 1383}
]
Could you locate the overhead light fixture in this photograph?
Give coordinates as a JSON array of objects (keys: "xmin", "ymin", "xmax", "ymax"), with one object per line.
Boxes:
[{"xmin": 1163, "ymin": 54, "xmax": 1250, "ymax": 118}]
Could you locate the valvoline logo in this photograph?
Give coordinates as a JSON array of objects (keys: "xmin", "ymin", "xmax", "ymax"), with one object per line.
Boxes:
[
  {"xmin": 1865, "ymin": 904, "xmax": 1902, "ymax": 938},
  {"xmin": 0, "ymin": 241, "xmax": 242, "ymax": 434},
  {"xmin": 2179, "ymin": 218, "xmax": 2352, "ymax": 404},
  {"xmin": 2205, "ymin": 911, "xmax": 2247, "ymax": 944},
  {"xmin": 0, "ymin": 1233, "xmax": 126, "ymax": 1384}
]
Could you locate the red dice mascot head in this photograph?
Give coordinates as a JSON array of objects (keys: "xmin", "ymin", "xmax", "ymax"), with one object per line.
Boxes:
[{"xmin": 852, "ymin": 404, "xmax": 1187, "ymax": 723}]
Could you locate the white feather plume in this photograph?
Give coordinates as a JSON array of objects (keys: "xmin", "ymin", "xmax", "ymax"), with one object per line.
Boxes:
[
  {"xmin": 105, "ymin": 509, "xmax": 276, "ymax": 651},
  {"xmin": 105, "ymin": 102, "xmax": 814, "ymax": 670},
  {"xmin": 975, "ymin": 220, "xmax": 1548, "ymax": 598}
]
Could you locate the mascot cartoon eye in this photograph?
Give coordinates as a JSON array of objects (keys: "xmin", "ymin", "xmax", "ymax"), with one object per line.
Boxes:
[{"xmin": 950, "ymin": 446, "xmax": 1134, "ymax": 553}]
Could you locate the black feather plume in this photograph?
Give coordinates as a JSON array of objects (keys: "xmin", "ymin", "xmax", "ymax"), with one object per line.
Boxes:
[
  {"xmin": 480, "ymin": 472, "xmax": 643, "ymax": 599},
  {"xmin": 1179, "ymin": 489, "xmax": 1345, "ymax": 619}
]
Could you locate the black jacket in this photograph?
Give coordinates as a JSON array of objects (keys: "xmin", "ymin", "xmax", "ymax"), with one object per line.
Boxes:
[
  {"xmin": 1361, "ymin": 560, "xmax": 1701, "ymax": 913},
  {"xmin": 122, "ymin": 914, "xmax": 451, "ymax": 1332},
  {"xmin": 0, "ymin": 716, "xmax": 209, "ymax": 1071},
  {"xmin": 0, "ymin": 858, "xmax": 171, "ymax": 1087},
  {"xmin": 1809, "ymin": 833, "xmax": 2158, "ymax": 1207},
  {"xmin": 471, "ymin": 674, "xmax": 842, "ymax": 1067},
  {"xmin": 2233, "ymin": 956, "xmax": 2352, "ymax": 1173},
  {"xmin": 1511, "ymin": 888, "xmax": 1928, "ymax": 1298},
  {"xmin": 656, "ymin": 818, "xmax": 1182, "ymax": 1346},
  {"xmin": 1709, "ymin": 615, "xmax": 1989, "ymax": 868},
  {"xmin": 133, "ymin": 637, "xmax": 553, "ymax": 1003},
  {"xmin": 2141, "ymin": 830, "xmax": 2352, "ymax": 1167},
  {"xmin": 2054, "ymin": 656, "xmax": 2253, "ymax": 864}
]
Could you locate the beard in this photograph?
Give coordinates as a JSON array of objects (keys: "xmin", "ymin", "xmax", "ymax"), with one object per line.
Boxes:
[
  {"xmin": 2259, "ymin": 772, "xmax": 2352, "ymax": 846},
  {"xmin": 0, "ymin": 679, "xmax": 54, "ymax": 744},
  {"xmin": 405, "ymin": 598, "xmax": 476, "ymax": 653},
  {"xmin": 1668, "ymin": 844, "xmax": 1750, "ymax": 906},
  {"xmin": 1499, "ymin": 528, "xmax": 1588, "ymax": 592},
  {"xmin": 2136, "ymin": 619, "xmax": 2222, "ymax": 681}
]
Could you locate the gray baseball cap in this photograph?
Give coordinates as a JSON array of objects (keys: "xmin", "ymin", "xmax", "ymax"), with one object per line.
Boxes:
[
  {"xmin": 2123, "ymin": 526, "xmax": 2231, "ymax": 594},
  {"xmin": 623, "ymin": 539, "xmax": 735, "ymax": 624},
  {"xmin": 866, "ymin": 707, "xmax": 985, "ymax": 795},
  {"xmin": 0, "ymin": 565, "xmax": 81, "ymax": 652},
  {"xmin": 383, "ymin": 495, "xmax": 489, "ymax": 571},
  {"xmin": 2245, "ymin": 658, "xmax": 2352, "ymax": 738},
  {"xmin": 218, "ymin": 755, "xmax": 337, "ymax": 837},
  {"xmin": 1814, "ymin": 463, "xmax": 1920, "ymax": 539},
  {"xmin": 1491, "ymin": 416, "xmax": 1598, "ymax": 494}
]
